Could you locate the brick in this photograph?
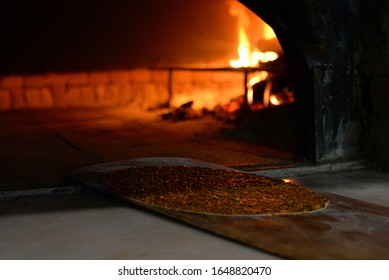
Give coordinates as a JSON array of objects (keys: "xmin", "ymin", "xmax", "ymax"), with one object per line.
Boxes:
[
  {"xmin": 88, "ymin": 72, "xmax": 109, "ymax": 85},
  {"xmin": 118, "ymin": 85, "xmax": 135, "ymax": 105},
  {"xmin": 107, "ymin": 85, "xmax": 122, "ymax": 105},
  {"xmin": 40, "ymin": 87, "xmax": 55, "ymax": 108},
  {"xmin": 144, "ymin": 84, "xmax": 170, "ymax": 108},
  {"xmin": 154, "ymin": 84, "xmax": 169, "ymax": 103},
  {"xmin": 99, "ymin": 85, "xmax": 126, "ymax": 107},
  {"xmin": 172, "ymin": 70, "xmax": 192, "ymax": 82},
  {"xmin": 130, "ymin": 69, "xmax": 151, "ymax": 83},
  {"xmin": 78, "ymin": 87, "xmax": 96, "ymax": 107},
  {"xmin": 66, "ymin": 87, "xmax": 83, "ymax": 107},
  {"xmin": 0, "ymin": 89, "xmax": 11, "ymax": 110},
  {"xmin": 10, "ymin": 88, "xmax": 26, "ymax": 109},
  {"xmin": 24, "ymin": 88, "xmax": 43, "ymax": 108},
  {"xmin": 192, "ymin": 71, "xmax": 213, "ymax": 83},
  {"xmin": 24, "ymin": 75, "xmax": 48, "ymax": 87},
  {"xmin": 151, "ymin": 70, "xmax": 169, "ymax": 83},
  {"xmin": 142, "ymin": 84, "xmax": 157, "ymax": 108},
  {"xmin": 1, "ymin": 75, "xmax": 24, "ymax": 88},
  {"xmin": 95, "ymin": 85, "xmax": 108, "ymax": 105},
  {"xmin": 51, "ymin": 87, "xmax": 68, "ymax": 108}
]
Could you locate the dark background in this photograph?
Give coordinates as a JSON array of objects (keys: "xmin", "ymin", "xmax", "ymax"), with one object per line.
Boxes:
[{"xmin": 0, "ymin": 0, "xmax": 274, "ymax": 73}]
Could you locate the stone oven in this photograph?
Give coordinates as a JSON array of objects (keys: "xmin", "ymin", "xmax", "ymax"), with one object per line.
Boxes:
[{"xmin": 1, "ymin": 0, "xmax": 389, "ymax": 169}]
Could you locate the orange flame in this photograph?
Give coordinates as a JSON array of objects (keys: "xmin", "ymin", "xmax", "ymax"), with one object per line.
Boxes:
[
  {"xmin": 247, "ymin": 71, "xmax": 268, "ymax": 104},
  {"xmin": 229, "ymin": 2, "xmax": 278, "ymax": 68},
  {"xmin": 269, "ymin": 94, "xmax": 281, "ymax": 106},
  {"xmin": 263, "ymin": 24, "xmax": 277, "ymax": 40}
]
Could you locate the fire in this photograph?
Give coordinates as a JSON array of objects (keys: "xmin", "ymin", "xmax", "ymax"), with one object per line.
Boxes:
[
  {"xmin": 252, "ymin": 51, "xmax": 279, "ymax": 63},
  {"xmin": 263, "ymin": 24, "xmax": 276, "ymax": 40},
  {"xmin": 269, "ymin": 94, "xmax": 281, "ymax": 106},
  {"xmin": 228, "ymin": 1, "xmax": 287, "ymax": 109},
  {"xmin": 247, "ymin": 71, "xmax": 268, "ymax": 104},
  {"xmin": 229, "ymin": 2, "xmax": 279, "ymax": 68},
  {"xmin": 167, "ymin": 2, "xmax": 292, "ymax": 118}
]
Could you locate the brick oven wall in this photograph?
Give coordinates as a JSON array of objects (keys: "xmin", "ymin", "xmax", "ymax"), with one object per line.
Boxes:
[{"xmin": 0, "ymin": 69, "xmax": 244, "ymax": 111}]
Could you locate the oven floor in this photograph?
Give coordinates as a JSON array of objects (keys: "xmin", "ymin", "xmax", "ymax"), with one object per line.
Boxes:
[{"xmin": 0, "ymin": 106, "xmax": 295, "ymax": 190}]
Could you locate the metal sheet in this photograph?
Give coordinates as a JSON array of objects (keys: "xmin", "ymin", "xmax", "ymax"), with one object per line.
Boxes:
[{"xmin": 69, "ymin": 157, "xmax": 389, "ymax": 259}]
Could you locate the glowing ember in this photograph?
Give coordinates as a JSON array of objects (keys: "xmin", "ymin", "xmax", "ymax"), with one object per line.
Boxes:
[
  {"xmin": 262, "ymin": 80, "xmax": 272, "ymax": 107},
  {"xmin": 247, "ymin": 71, "xmax": 268, "ymax": 104}
]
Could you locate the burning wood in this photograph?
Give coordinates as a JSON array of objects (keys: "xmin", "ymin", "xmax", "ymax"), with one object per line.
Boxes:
[
  {"xmin": 160, "ymin": 73, "xmax": 293, "ymax": 123},
  {"xmin": 161, "ymin": 101, "xmax": 202, "ymax": 121}
]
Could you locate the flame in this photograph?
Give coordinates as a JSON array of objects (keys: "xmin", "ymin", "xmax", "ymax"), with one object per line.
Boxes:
[
  {"xmin": 262, "ymin": 80, "xmax": 272, "ymax": 107},
  {"xmin": 252, "ymin": 51, "xmax": 279, "ymax": 63},
  {"xmin": 263, "ymin": 24, "xmax": 276, "ymax": 40},
  {"xmin": 247, "ymin": 71, "xmax": 268, "ymax": 104},
  {"xmin": 229, "ymin": 2, "xmax": 279, "ymax": 68},
  {"xmin": 269, "ymin": 94, "xmax": 281, "ymax": 106}
]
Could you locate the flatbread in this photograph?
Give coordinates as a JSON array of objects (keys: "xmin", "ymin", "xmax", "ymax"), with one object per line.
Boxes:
[{"xmin": 101, "ymin": 165, "xmax": 329, "ymax": 215}]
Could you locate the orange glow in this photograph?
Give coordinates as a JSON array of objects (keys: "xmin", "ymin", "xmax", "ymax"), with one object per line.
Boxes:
[
  {"xmin": 170, "ymin": 89, "xmax": 237, "ymax": 111},
  {"xmin": 262, "ymin": 80, "xmax": 272, "ymax": 107},
  {"xmin": 252, "ymin": 51, "xmax": 279, "ymax": 63},
  {"xmin": 229, "ymin": 2, "xmax": 279, "ymax": 68},
  {"xmin": 263, "ymin": 24, "xmax": 276, "ymax": 40},
  {"xmin": 270, "ymin": 94, "xmax": 281, "ymax": 106},
  {"xmin": 247, "ymin": 71, "xmax": 268, "ymax": 104},
  {"xmin": 223, "ymin": 99, "xmax": 241, "ymax": 113}
]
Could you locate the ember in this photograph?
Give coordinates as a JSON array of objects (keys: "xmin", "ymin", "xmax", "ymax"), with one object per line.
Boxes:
[{"xmin": 101, "ymin": 166, "xmax": 329, "ymax": 215}]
